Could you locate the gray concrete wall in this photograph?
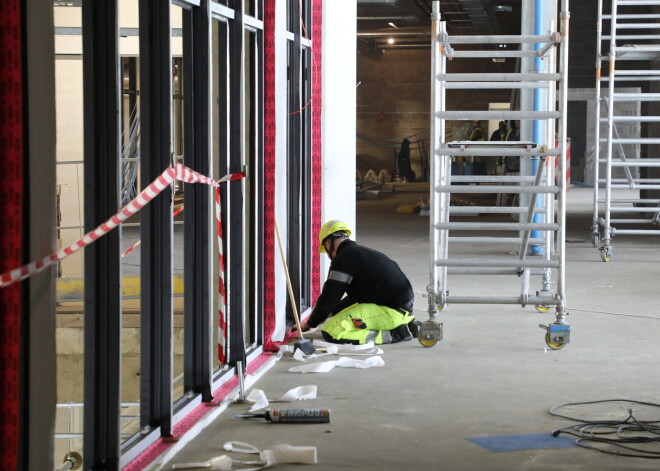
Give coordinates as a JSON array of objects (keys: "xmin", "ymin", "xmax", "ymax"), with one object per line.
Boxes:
[
  {"xmin": 355, "ymin": 1, "xmax": 602, "ymax": 184},
  {"xmin": 356, "ymin": 47, "xmax": 513, "ymax": 180}
]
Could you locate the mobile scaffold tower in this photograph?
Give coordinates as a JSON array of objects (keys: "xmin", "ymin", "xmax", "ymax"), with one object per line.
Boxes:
[
  {"xmin": 419, "ymin": 0, "xmax": 571, "ymax": 350},
  {"xmin": 592, "ymin": 0, "xmax": 660, "ymax": 262}
]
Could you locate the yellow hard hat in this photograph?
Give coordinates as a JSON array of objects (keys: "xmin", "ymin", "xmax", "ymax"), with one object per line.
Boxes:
[{"xmin": 318, "ymin": 220, "xmax": 352, "ymax": 253}]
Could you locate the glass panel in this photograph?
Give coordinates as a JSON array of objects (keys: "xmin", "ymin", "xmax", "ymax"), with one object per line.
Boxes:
[
  {"xmin": 286, "ymin": 0, "xmax": 294, "ymax": 33},
  {"xmin": 287, "ymin": 0, "xmax": 309, "ymax": 38},
  {"xmin": 304, "ymin": 0, "xmax": 311, "ymax": 40},
  {"xmin": 300, "ymin": 45, "xmax": 312, "ymax": 310},
  {"xmin": 285, "ymin": 1, "xmax": 312, "ymax": 317},
  {"xmin": 171, "ymin": 1, "xmax": 186, "ymax": 404},
  {"xmin": 245, "ymin": 0, "xmax": 257, "ymax": 19},
  {"xmin": 286, "ymin": 37, "xmax": 303, "ymax": 323},
  {"xmin": 211, "ymin": 18, "xmax": 230, "ymax": 372},
  {"xmin": 118, "ymin": 0, "xmax": 141, "ymax": 445},
  {"xmin": 244, "ymin": 29, "xmax": 257, "ymax": 347},
  {"xmin": 53, "ymin": 2, "xmax": 85, "ymax": 465}
]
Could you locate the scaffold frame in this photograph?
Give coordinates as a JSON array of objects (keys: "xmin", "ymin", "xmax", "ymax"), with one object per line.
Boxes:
[
  {"xmin": 592, "ymin": 0, "xmax": 660, "ymax": 262},
  {"xmin": 418, "ymin": 0, "xmax": 571, "ymax": 350}
]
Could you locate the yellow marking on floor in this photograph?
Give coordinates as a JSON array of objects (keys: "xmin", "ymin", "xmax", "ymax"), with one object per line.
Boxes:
[{"xmin": 56, "ymin": 274, "xmax": 185, "ymax": 301}]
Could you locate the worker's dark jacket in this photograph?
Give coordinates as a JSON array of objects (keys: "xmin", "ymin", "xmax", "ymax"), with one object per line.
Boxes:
[{"xmin": 307, "ymin": 240, "xmax": 414, "ymax": 328}]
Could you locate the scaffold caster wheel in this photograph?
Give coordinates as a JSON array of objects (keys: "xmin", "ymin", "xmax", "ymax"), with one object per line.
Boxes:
[
  {"xmin": 545, "ymin": 332, "xmax": 566, "ymax": 350},
  {"xmin": 417, "ymin": 321, "xmax": 443, "ymax": 348},
  {"xmin": 437, "ymin": 304, "xmax": 444, "ymax": 311},
  {"xmin": 600, "ymin": 247, "xmax": 612, "ymax": 263},
  {"xmin": 591, "ymin": 232, "xmax": 599, "ymax": 248},
  {"xmin": 540, "ymin": 322, "xmax": 569, "ymax": 350},
  {"xmin": 535, "ymin": 305, "xmax": 551, "ymax": 313},
  {"xmin": 418, "ymin": 332, "xmax": 438, "ymax": 348}
]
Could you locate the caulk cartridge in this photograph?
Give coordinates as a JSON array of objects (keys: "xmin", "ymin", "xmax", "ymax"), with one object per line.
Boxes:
[{"xmin": 235, "ymin": 408, "xmax": 331, "ymax": 423}]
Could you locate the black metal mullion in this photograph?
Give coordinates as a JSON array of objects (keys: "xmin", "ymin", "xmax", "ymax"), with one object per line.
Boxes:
[
  {"xmin": 227, "ymin": 5, "xmax": 246, "ymax": 369},
  {"xmin": 139, "ymin": 0, "xmax": 174, "ymax": 436},
  {"xmin": 82, "ymin": 0, "xmax": 122, "ymax": 468},
  {"xmin": 183, "ymin": 1, "xmax": 213, "ymax": 401},
  {"xmin": 246, "ymin": 32, "xmax": 257, "ymax": 346},
  {"xmin": 301, "ymin": 45, "xmax": 312, "ymax": 309},
  {"xmin": 287, "ymin": 3, "xmax": 302, "ymax": 318},
  {"xmin": 216, "ymin": 19, "xmax": 230, "ymax": 368},
  {"xmin": 217, "ymin": 20, "xmax": 229, "ymax": 177},
  {"xmin": 254, "ymin": 27, "xmax": 265, "ymax": 345}
]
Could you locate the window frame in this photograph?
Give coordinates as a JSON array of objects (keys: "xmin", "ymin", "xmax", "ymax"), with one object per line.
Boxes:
[
  {"xmin": 285, "ymin": 0, "xmax": 314, "ymax": 319},
  {"xmin": 78, "ymin": 0, "xmax": 266, "ymax": 465}
]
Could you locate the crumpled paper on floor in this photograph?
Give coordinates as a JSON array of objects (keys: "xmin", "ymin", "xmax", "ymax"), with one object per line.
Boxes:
[
  {"xmin": 312, "ymin": 340, "xmax": 384, "ymax": 356},
  {"xmin": 171, "ymin": 455, "xmax": 233, "ymax": 470},
  {"xmin": 171, "ymin": 441, "xmax": 316, "ymax": 471},
  {"xmin": 286, "ymin": 340, "xmax": 383, "ymax": 362},
  {"xmin": 246, "ymin": 385, "xmax": 317, "ymax": 412},
  {"xmin": 288, "ymin": 355, "xmax": 385, "ymax": 373}
]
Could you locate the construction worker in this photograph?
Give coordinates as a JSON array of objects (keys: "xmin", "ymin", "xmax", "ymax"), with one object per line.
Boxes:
[
  {"xmin": 505, "ymin": 120, "xmax": 520, "ymax": 173},
  {"xmin": 501, "ymin": 120, "xmax": 521, "ymax": 206},
  {"xmin": 469, "ymin": 120, "xmax": 485, "ymax": 141},
  {"xmin": 491, "ymin": 121, "xmax": 509, "ymax": 173},
  {"xmin": 465, "ymin": 120, "xmax": 485, "ymax": 174},
  {"xmin": 396, "ymin": 138, "xmax": 416, "ymax": 182},
  {"xmin": 490, "ymin": 120, "xmax": 508, "ymax": 142},
  {"xmin": 294, "ymin": 220, "xmax": 417, "ymax": 345}
]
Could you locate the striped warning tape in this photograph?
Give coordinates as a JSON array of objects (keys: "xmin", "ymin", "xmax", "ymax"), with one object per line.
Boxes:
[
  {"xmin": 173, "ymin": 205, "xmax": 185, "ymax": 217},
  {"xmin": 121, "ymin": 240, "xmax": 142, "ymax": 259},
  {"xmin": 120, "ymin": 204, "xmax": 185, "ymax": 258},
  {"xmin": 0, "ymin": 163, "xmax": 244, "ymax": 289},
  {"xmin": 216, "ymin": 186, "xmax": 227, "ymax": 364}
]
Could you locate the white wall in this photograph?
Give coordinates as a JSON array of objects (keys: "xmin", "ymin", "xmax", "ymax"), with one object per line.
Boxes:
[
  {"xmin": 272, "ymin": 0, "xmax": 289, "ymax": 342},
  {"xmin": 271, "ymin": 1, "xmax": 357, "ymax": 342},
  {"xmin": 321, "ymin": 0, "xmax": 357, "ymax": 278}
]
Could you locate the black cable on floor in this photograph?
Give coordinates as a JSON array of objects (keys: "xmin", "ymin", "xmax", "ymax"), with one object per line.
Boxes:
[{"xmin": 549, "ymin": 399, "xmax": 660, "ymax": 458}]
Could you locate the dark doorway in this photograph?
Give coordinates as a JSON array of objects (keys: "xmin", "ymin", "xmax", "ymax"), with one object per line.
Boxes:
[{"xmin": 567, "ymin": 101, "xmax": 587, "ymax": 183}]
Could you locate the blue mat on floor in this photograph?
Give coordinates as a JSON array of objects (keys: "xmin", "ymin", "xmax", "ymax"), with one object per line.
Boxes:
[{"xmin": 466, "ymin": 434, "xmax": 577, "ymax": 452}]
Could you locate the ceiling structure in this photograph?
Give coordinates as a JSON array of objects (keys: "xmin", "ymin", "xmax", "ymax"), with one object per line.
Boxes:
[{"xmin": 357, "ymin": 0, "xmax": 522, "ymax": 51}]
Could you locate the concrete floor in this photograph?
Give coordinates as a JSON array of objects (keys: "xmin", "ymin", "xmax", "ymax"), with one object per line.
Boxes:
[{"xmin": 161, "ymin": 184, "xmax": 660, "ymax": 471}]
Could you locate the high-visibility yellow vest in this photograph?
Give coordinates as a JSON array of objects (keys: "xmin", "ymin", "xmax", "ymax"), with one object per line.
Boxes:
[{"xmin": 469, "ymin": 127, "xmax": 484, "ymax": 141}]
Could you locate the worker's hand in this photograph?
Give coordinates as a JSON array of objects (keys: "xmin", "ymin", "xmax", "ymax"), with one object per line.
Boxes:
[{"xmin": 292, "ymin": 322, "xmax": 311, "ymax": 334}]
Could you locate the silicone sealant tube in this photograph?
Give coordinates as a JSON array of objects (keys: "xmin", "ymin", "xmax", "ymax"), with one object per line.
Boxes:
[{"xmin": 236, "ymin": 409, "xmax": 331, "ymax": 423}]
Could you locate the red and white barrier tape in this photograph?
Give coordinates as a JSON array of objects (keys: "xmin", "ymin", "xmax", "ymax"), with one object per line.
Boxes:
[
  {"xmin": 121, "ymin": 240, "xmax": 142, "ymax": 259},
  {"xmin": 215, "ymin": 187, "xmax": 227, "ymax": 364},
  {"xmin": 172, "ymin": 205, "xmax": 185, "ymax": 217},
  {"xmin": 120, "ymin": 204, "xmax": 185, "ymax": 258},
  {"xmin": 0, "ymin": 163, "xmax": 244, "ymax": 289}
]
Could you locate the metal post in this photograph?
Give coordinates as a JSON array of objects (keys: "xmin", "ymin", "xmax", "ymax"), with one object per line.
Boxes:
[
  {"xmin": 419, "ymin": 1, "xmax": 445, "ymax": 346},
  {"xmin": 556, "ymin": 0, "xmax": 571, "ymax": 321},
  {"xmin": 236, "ymin": 360, "xmax": 246, "ymax": 403},
  {"xmin": 603, "ymin": 0, "xmax": 618, "ymax": 254},
  {"xmin": 592, "ymin": 0, "xmax": 604, "ymax": 244},
  {"xmin": 183, "ymin": 0, "xmax": 214, "ymax": 403},
  {"xmin": 82, "ymin": 0, "xmax": 122, "ymax": 467},
  {"xmin": 139, "ymin": 0, "xmax": 174, "ymax": 437},
  {"xmin": 428, "ymin": 0, "xmax": 443, "ymax": 318}
]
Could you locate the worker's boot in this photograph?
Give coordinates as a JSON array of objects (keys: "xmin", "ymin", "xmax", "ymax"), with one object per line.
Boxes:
[
  {"xmin": 390, "ymin": 323, "xmax": 413, "ymax": 342},
  {"xmin": 407, "ymin": 319, "xmax": 421, "ymax": 338}
]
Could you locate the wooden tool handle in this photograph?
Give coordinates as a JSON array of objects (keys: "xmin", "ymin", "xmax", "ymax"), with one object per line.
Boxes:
[{"xmin": 273, "ymin": 217, "xmax": 305, "ymax": 337}]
